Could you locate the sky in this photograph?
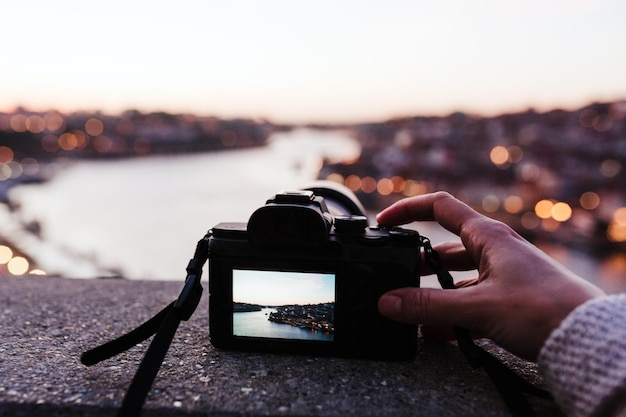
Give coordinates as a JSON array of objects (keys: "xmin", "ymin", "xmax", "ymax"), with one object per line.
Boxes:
[
  {"xmin": 233, "ymin": 269, "xmax": 335, "ymax": 306},
  {"xmin": 2, "ymin": 0, "xmax": 626, "ymax": 124}
]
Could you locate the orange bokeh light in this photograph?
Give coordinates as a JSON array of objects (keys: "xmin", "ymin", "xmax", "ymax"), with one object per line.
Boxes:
[
  {"xmin": 360, "ymin": 176, "xmax": 377, "ymax": 194},
  {"xmin": 504, "ymin": 195, "xmax": 524, "ymax": 214},
  {"xmin": 345, "ymin": 175, "xmax": 361, "ymax": 192},
  {"xmin": 0, "ymin": 146, "xmax": 14, "ymax": 163},
  {"xmin": 490, "ymin": 146, "xmax": 509, "ymax": 165},
  {"xmin": 580, "ymin": 192, "xmax": 600, "ymax": 210},
  {"xmin": 85, "ymin": 118, "xmax": 104, "ymax": 136},
  {"xmin": 376, "ymin": 178, "xmax": 394, "ymax": 196},
  {"xmin": 551, "ymin": 202, "xmax": 572, "ymax": 222},
  {"xmin": 534, "ymin": 199, "xmax": 554, "ymax": 219},
  {"xmin": 10, "ymin": 114, "xmax": 27, "ymax": 132},
  {"xmin": 44, "ymin": 113, "xmax": 65, "ymax": 132}
]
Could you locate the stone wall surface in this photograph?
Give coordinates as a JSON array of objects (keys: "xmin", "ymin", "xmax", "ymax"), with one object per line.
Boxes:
[{"xmin": 0, "ymin": 277, "xmax": 561, "ymax": 417}]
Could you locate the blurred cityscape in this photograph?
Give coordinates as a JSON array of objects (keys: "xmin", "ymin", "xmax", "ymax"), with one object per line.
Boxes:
[
  {"xmin": 323, "ymin": 102, "xmax": 626, "ymax": 255},
  {"xmin": 1, "ymin": 101, "xmax": 625, "ymax": 276}
]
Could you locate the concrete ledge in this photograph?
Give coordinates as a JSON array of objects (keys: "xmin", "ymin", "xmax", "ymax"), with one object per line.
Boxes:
[{"xmin": 0, "ymin": 277, "xmax": 562, "ymax": 416}]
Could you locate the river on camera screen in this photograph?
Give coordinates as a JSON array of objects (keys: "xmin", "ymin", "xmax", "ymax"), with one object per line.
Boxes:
[
  {"xmin": 233, "ymin": 308, "xmax": 333, "ymax": 342},
  {"xmin": 1, "ymin": 128, "xmax": 624, "ymax": 293}
]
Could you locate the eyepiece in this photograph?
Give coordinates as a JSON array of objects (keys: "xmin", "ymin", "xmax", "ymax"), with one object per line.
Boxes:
[{"xmin": 304, "ymin": 181, "xmax": 367, "ymax": 219}]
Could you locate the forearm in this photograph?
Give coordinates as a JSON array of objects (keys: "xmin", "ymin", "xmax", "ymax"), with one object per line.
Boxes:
[{"xmin": 538, "ymin": 294, "xmax": 626, "ymax": 417}]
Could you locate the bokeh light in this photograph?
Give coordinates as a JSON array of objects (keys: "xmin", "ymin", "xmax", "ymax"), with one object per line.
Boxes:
[
  {"xmin": 490, "ymin": 146, "xmax": 509, "ymax": 166},
  {"xmin": 504, "ymin": 195, "xmax": 524, "ymax": 214},
  {"xmin": 21, "ymin": 158, "xmax": 40, "ymax": 176},
  {"xmin": 614, "ymin": 207, "xmax": 626, "ymax": 226},
  {"xmin": 58, "ymin": 131, "xmax": 87, "ymax": 151},
  {"xmin": 403, "ymin": 180, "xmax": 428, "ymax": 196},
  {"xmin": 579, "ymin": 109, "xmax": 597, "ymax": 128},
  {"xmin": 593, "ymin": 114, "xmax": 613, "ymax": 132},
  {"xmin": 551, "ymin": 202, "xmax": 572, "ymax": 222},
  {"xmin": 93, "ymin": 136, "xmax": 113, "ymax": 153},
  {"xmin": 390, "ymin": 176, "xmax": 406, "ymax": 193},
  {"xmin": 7, "ymin": 256, "xmax": 29, "ymax": 276},
  {"xmin": 490, "ymin": 145, "xmax": 524, "ymax": 169},
  {"xmin": 345, "ymin": 174, "xmax": 361, "ymax": 192},
  {"xmin": 600, "ymin": 159, "xmax": 621, "ymax": 178},
  {"xmin": 0, "ymin": 245, "xmax": 13, "ymax": 264},
  {"xmin": 85, "ymin": 118, "xmax": 105, "ymax": 136},
  {"xmin": 0, "ymin": 165, "xmax": 12, "ymax": 181},
  {"xmin": 534, "ymin": 199, "xmax": 572, "ymax": 222},
  {"xmin": 10, "ymin": 114, "xmax": 27, "ymax": 132},
  {"xmin": 482, "ymin": 194, "xmax": 500, "ymax": 213},
  {"xmin": 0, "ymin": 146, "xmax": 14, "ymax": 163},
  {"xmin": 44, "ymin": 113, "xmax": 65, "ymax": 132},
  {"xmin": 360, "ymin": 176, "xmax": 377, "ymax": 194},
  {"xmin": 534, "ymin": 199, "xmax": 554, "ymax": 219},
  {"xmin": 26, "ymin": 115, "xmax": 46, "ymax": 133},
  {"xmin": 580, "ymin": 191, "xmax": 600, "ymax": 210},
  {"xmin": 519, "ymin": 163, "xmax": 541, "ymax": 182},
  {"xmin": 376, "ymin": 178, "xmax": 394, "ymax": 196},
  {"xmin": 607, "ymin": 209, "xmax": 626, "ymax": 242}
]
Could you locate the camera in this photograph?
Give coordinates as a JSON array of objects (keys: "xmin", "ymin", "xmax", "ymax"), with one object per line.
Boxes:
[{"xmin": 207, "ymin": 181, "xmax": 421, "ymax": 360}]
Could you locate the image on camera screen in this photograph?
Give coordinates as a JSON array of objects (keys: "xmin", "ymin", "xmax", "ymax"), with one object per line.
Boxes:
[{"xmin": 232, "ymin": 269, "xmax": 335, "ymax": 342}]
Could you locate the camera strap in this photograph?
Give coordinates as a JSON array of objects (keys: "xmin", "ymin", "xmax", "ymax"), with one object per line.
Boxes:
[
  {"xmin": 421, "ymin": 237, "xmax": 552, "ymax": 417},
  {"xmin": 80, "ymin": 234, "xmax": 209, "ymax": 417}
]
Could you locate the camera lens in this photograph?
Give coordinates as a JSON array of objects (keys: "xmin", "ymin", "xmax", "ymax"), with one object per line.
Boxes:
[{"xmin": 304, "ymin": 181, "xmax": 367, "ymax": 218}]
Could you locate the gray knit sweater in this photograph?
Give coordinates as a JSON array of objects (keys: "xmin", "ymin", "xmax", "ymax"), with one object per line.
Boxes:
[{"xmin": 538, "ymin": 294, "xmax": 626, "ymax": 417}]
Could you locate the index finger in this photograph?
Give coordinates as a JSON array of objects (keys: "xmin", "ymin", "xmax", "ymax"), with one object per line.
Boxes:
[{"xmin": 375, "ymin": 192, "xmax": 484, "ymax": 237}]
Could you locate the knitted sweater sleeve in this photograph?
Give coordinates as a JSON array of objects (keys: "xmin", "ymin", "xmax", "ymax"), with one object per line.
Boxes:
[{"xmin": 538, "ymin": 294, "xmax": 626, "ymax": 417}]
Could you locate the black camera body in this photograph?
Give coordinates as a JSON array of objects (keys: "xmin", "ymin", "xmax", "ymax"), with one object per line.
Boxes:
[{"xmin": 208, "ymin": 183, "xmax": 421, "ymax": 360}]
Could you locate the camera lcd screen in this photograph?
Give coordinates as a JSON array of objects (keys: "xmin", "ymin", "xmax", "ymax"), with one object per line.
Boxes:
[{"xmin": 232, "ymin": 269, "xmax": 335, "ymax": 342}]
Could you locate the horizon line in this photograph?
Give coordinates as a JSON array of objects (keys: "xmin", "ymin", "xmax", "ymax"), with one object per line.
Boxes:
[{"xmin": 2, "ymin": 97, "xmax": 626, "ymax": 126}]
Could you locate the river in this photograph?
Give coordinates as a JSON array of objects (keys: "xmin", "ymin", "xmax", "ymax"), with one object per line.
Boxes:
[
  {"xmin": 233, "ymin": 308, "xmax": 334, "ymax": 342},
  {"xmin": 1, "ymin": 128, "xmax": 625, "ymax": 293}
]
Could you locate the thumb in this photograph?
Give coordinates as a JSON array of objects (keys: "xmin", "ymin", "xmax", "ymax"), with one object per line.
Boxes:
[{"xmin": 378, "ymin": 287, "xmax": 482, "ymax": 329}]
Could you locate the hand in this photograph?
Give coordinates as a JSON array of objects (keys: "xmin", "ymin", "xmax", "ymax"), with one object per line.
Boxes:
[{"xmin": 376, "ymin": 192, "xmax": 604, "ymax": 360}]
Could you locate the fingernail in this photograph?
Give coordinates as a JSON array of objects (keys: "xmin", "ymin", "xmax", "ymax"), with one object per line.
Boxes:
[{"xmin": 379, "ymin": 294, "xmax": 402, "ymax": 317}]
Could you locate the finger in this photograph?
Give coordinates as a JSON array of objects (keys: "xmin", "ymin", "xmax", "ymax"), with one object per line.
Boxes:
[
  {"xmin": 377, "ymin": 192, "xmax": 515, "ymax": 266},
  {"xmin": 376, "ymin": 192, "xmax": 484, "ymax": 237},
  {"xmin": 455, "ymin": 278, "xmax": 479, "ymax": 288},
  {"xmin": 377, "ymin": 286, "xmax": 485, "ymax": 329},
  {"xmin": 432, "ymin": 241, "xmax": 477, "ymax": 271}
]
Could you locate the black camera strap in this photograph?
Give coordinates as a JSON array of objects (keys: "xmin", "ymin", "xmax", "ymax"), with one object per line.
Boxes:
[
  {"xmin": 421, "ymin": 237, "xmax": 552, "ymax": 417},
  {"xmin": 80, "ymin": 234, "xmax": 209, "ymax": 417},
  {"xmin": 81, "ymin": 233, "xmax": 551, "ymax": 417}
]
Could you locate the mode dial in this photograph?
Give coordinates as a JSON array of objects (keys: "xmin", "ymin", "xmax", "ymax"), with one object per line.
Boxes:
[{"xmin": 334, "ymin": 215, "xmax": 369, "ymax": 234}]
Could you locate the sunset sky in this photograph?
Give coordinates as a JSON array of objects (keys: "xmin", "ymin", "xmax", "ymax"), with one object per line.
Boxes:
[
  {"xmin": 233, "ymin": 269, "xmax": 335, "ymax": 306},
  {"xmin": 2, "ymin": 0, "xmax": 626, "ymax": 123}
]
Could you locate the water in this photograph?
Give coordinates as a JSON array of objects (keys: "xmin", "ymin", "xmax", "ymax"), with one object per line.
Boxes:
[{"xmin": 233, "ymin": 308, "xmax": 333, "ymax": 342}]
